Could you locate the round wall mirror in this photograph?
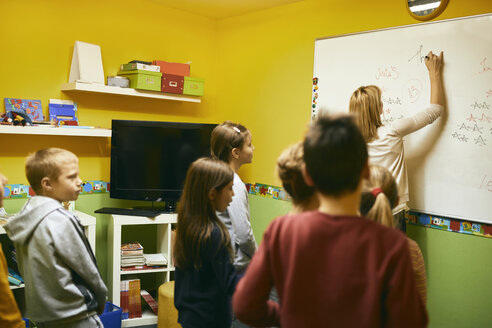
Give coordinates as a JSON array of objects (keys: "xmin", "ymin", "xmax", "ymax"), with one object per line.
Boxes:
[{"xmin": 407, "ymin": 0, "xmax": 449, "ymax": 21}]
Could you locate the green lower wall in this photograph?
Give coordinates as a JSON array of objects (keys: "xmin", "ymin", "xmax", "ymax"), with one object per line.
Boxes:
[
  {"xmin": 4, "ymin": 194, "xmax": 492, "ymax": 326},
  {"xmin": 249, "ymin": 195, "xmax": 492, "ymax": 328},
  {"xmin": 407, "ymin": 224, "xmax": 492, "ymax": 327}
]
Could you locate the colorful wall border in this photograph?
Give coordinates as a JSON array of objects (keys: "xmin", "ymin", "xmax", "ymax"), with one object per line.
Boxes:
[
  {"xmin": 4, "ymin": 180, "xmax": 492, "ymax": 239},
  {"xmin": 245, "ymin": 182, "xmax": 291, "ymax": 201},
  {"xmin": 407, "ymin": 211, "xmax": 492, "ymax": 239},
  {"xmin": 3, "ymin": 181, "xmax": 110, "ymax": 199},
  {"xmin": 246, "ymin": 181, "xmax": 492, "ymax": 239}
]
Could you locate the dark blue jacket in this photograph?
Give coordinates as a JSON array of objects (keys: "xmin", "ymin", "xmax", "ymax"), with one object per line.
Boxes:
[{"xmin": 175, "ymin": 225, "xmax": 239, "ymax": 328}]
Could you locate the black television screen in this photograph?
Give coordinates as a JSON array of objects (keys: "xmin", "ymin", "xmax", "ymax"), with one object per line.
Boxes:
[{"xmin": 110, "ymin": 120, "xmax": 217, "ymax": 207}]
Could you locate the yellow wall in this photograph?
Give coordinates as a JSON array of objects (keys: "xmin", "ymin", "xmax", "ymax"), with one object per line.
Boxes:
[
  {"xmin": 0, "ymin": 0, "xmax": 218, "ymax": 183},
  {"xmin": 1, "ymin": 0, "xmax": 491, "ymax": 186},
  {"xmin": 216, "ymin": 0, "xmax": 492, "ymax": 185}
]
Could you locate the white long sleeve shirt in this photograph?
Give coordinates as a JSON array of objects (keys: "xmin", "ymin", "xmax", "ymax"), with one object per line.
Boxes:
[
  {"xmin": 368, "ymin": 104, "xmax": 443, "ymax": 213},
  {"xmin": 217, "ymin": 173, "xmax": 257, "ymax": 272}
]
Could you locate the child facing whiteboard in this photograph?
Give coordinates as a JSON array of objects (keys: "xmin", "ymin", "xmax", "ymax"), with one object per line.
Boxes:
[{"xmin": 349, "ymin": 51, "xmax": 444, "ymax": 231}]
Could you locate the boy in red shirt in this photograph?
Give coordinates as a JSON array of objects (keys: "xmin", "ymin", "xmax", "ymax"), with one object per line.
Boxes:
[{"xmin": 233, "ymin": 115, "xmax": 427, "ymax": 327}]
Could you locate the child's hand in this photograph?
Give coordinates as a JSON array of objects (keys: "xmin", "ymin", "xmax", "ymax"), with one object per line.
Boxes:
[{"xmin": 425, "ymin": 51, "xmax": 443, "ymax": 74}]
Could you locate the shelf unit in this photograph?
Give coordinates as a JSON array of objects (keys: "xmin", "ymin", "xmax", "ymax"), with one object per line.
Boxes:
[
  {"xmin": 61, "ymin": 81, "xmax": 201, "ymax": 103},
  {"xmin": 0, "ymin": 125, "xmax": 111, "ymax": 137},
  {"xmin": 108, "ymin": 213, "xmax": 177, "ymax": 327}
]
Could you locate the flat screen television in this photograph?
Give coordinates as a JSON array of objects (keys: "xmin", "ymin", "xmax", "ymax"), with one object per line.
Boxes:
[{"xmin": 110, "ymin": 120, "xmax": 217, "ymax": 212}]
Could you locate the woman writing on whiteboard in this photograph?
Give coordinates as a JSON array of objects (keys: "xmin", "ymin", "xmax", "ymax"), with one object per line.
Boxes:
[{"xmin": 349, "ymin": 51, "xmax": 444, "ymax": 232}]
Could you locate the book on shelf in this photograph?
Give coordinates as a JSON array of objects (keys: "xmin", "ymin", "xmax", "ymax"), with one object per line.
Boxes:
[
  {"xmin": 8, "ymin": 268, "xmax": 24, "ymax": 286},
  {"xmin": 120, "ymin": 280, "xmax": 129, "ymax": 320},
  {"xmin": 8, "ymin": 268, "xmax": 24, "ymax": 283},
  {"xmin": 143, "ymin": 253, "xmax": 168, "ymax": 266},
  {"xmin": 121, "ymin": 242, "xmax": 144, "ymax": 256},
  {"xmin": 128, "ymin": 279, "xmax": 142, "ymax": 319},
  {"xmin": 141, "ymin": 289, "xmax": 158, "ymax": 315},
  {"xmin": 121, "ymin": 256, "xmax": 146, "ymax": 267},
  {"xmin": 8, "ymin": 275, "xmax": 22, "ymax": 286}
]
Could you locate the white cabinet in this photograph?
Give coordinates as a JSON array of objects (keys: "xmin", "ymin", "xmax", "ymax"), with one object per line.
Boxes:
[{"xmin": 108, "ymin": 214, "xmax": 177, "ymax": 327}]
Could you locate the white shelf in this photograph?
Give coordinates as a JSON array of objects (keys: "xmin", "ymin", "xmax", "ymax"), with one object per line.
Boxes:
[
  {"xmin": 109, "ymin": 213, "xmax": 177, "ymax": 319},
  {"xmin": 122, "ymin": 310, "xmax": 157, "ymax": 327},
  {"xmin": 0, "ymin": 125, "xmax": 111, "ymax": 137},
  {"xmin": 62, "ymin": 81, "xmax": 201, "ymax": 103}
]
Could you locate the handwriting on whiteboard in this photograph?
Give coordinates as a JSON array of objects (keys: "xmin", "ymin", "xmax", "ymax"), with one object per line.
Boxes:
[
  {"xmin": 408, "ymin": 45, "xmax": 425, "ymax": 65},
  {"xmin": 470, "ymin": 101, "xmax": 490, "ymax": 110},
  {"xmin": 403, "ymin": 79, "xmax": 423, "ymax": 104},
  {"xmin": 479, "ymin": 175, "xmax": 492, "ymax": 192},
  {"xmin": 451, "ymin": 101, "xmax": 492, "ymax": 146},
  {"xmin": 375, "ymin": 66, "xmax": 400, "ymax": 80},
  {"xmin": 479, "ymin": 58, "xmax": 492, "ymax": 74}
]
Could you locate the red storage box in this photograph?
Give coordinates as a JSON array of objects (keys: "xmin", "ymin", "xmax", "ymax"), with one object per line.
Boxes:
[
  {"xmin": 161, "ymin": 74, "xmax": 184, "ymax": 94},
  {"xmin": 153, "ymin": 60, "xmax": 190, "ymax": 76}
]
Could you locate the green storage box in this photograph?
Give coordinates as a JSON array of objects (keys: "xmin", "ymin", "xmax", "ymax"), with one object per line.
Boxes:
[
  {"xmin": 117, "ymin": 69, "xmax": 162, "ymax": 91},
  {"xmin": 183, "ymin": 77, "xmax": 205, "ymax": 96}
]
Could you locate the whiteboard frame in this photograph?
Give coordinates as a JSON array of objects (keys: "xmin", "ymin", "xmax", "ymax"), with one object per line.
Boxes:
[{"xmin": 314, "ymin": 13, "xmax": 491, "ymax": 42}]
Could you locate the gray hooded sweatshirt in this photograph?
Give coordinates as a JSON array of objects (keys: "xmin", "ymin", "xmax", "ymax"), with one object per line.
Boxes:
[{"xmin": 4, "ymin": 196, "xmax": 107, "ymax": 323}]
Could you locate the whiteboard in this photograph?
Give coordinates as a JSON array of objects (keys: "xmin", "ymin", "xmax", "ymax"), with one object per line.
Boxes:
[{"xmin": 313, "ymin": 14, "xmax": 492, "ymax": 224}]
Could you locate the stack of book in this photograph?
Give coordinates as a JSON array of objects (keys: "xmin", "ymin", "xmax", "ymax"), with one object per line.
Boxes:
[{"xmin": 121, "ymin": 242, "xmax": 145, "ymax": 268}]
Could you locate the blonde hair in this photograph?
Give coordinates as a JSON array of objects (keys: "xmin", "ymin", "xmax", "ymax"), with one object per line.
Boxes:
[
  {"xmin": 349, "ymin": 85, "xmax": 383, "ymax": 142},
  {"xmin": 276, "ymin": 142, "xmax": 318, "ymax": 212},
  {"xmin": 174, "ymin": 157, "xmax": 234, "ymax": 270},
  {"xmin": 210, "ymin": 121, "xmax": 249, "ymax": 163},
  {"xmin": 25, "ymin": 148, "xmax": 78, "ymax": 194},
  {"xmin": 360, "ymin": 165, "xmax": 398, "ymax": 228}
]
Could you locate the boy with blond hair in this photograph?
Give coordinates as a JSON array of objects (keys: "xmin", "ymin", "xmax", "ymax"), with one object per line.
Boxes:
[{"xmin": 5, "ymin": 148, "xmax": 107, "ymax": 327}]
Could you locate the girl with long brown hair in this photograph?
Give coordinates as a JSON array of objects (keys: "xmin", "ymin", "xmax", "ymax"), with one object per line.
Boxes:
[{"xmin": 173, "ymin": 157, "xmax": 239, "ymax": 328}]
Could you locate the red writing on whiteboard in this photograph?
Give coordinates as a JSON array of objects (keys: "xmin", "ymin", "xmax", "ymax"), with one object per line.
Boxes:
[
  {"xmin": 375, "ymin": 66, "xmax": 400, "ymax": 80},
  {"xmin": 479, "ymin": 58, "xmax": 492, "ymax": 73},
  {"xmin": 479, "ymin": 175, "xmax": 492, "ymax": 192},
  {"xmin": 403, "ymin": 79, "xmax": 423, "ymax": 104},
  {"xmin": 487, "ymin": 90, "xmax": 492, "ymax": 98}
]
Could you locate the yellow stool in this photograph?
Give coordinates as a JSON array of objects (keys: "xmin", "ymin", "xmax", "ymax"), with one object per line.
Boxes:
[{"xmin": 157, "ymin": 281, "xmax": 181, "ymax": 328}]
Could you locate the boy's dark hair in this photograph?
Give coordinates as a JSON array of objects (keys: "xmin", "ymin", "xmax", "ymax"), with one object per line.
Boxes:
[{"xmin": 303, "ymin": 114, "xmax": 368, "ymax": 196}]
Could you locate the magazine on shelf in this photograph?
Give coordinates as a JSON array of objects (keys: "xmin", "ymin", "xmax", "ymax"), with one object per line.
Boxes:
[
  {"xmin": 128, "ymin": 279, "xmax": 142, "ymax": 319},
  {"xmin": 121, "ymin": 242, "xmax": 144, "ymax": 256},
  {"xmin": 141, "ymin": 289, "xmax": 158, "ymax": 315},
  {"xmin": 120, "ymin": 280, "xmax": 129, "ymax": 320}
]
